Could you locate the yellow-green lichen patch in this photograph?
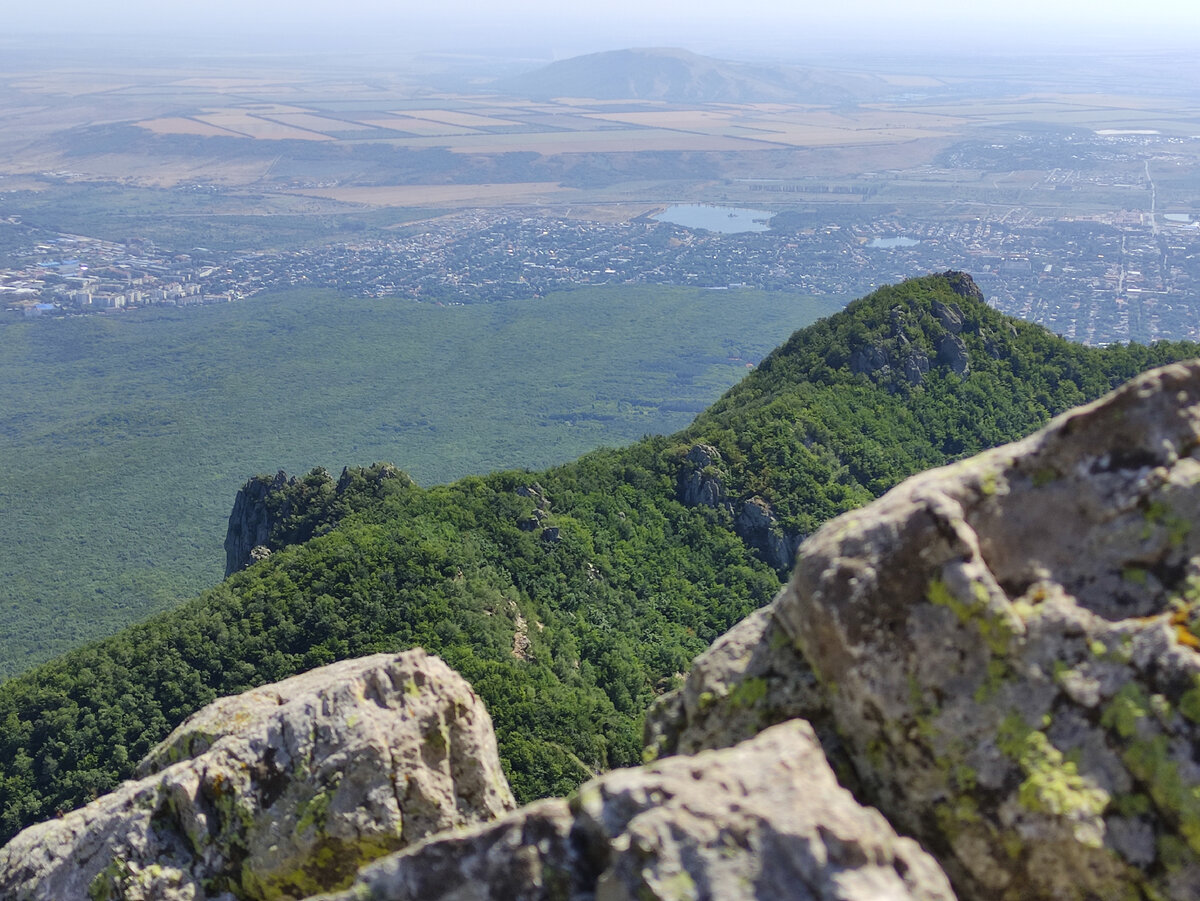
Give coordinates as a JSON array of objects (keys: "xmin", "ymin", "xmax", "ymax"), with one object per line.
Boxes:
[
  {"xmin": 980, "ymin": 471, "xmax": 1000, "ymax": 497},
  {"xmin": 1102, "ymin": 684, "xmax": 1150, "ymax": 740},
  {"xmin": 1122, "ymin": 567, "xmax": 1149, "ymax": 588},
  {"xmin": 727, "ymin": 677, "xmax": 768, "ymax": 710},
  {"xmin": 240, "ymin": 835, "xmax": 402, "ymax": 901},
  {"xmin": 1103, "ymin": 684, "xmax": 1200, "ymax": 859},
  {"xmin": 88, "ymin": 861, "xmax": 129, "ymax": 901},
  {"xmin": 997, "ymin": 714, "xmax": 1110, "ymax": 837},
  {"xmin": 1179, "ymin": 679, "xmax": 1200, "ymax": 724},
  {"xmin": 1122, "ymin": 734, "xmax": 1200, "ymax": 856},
  {"xmin": 295, "ymin": 788, "xmax": 332, "ymax": 836},
  {"xmin": 927, "ymin": 577, "xmax": 1017, "ymax": 656},
  {"xmin": 1142, "ymin": 499, "xmax": 1191, "ymax": 549},
  {"xmin": 640, "ymin": 869, "xmax": 698, "ymax": 901}
]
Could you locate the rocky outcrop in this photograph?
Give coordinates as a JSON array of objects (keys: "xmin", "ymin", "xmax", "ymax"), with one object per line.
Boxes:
[
  {"xmin": 225, "ymin": 469, "xmax": 290, "ymax": 576},
  {"xmin": 0, "ymin": 651, "xmax": 514, "ymax": 901},
  {"xmin": 225, "ymin": 464, "xmax": 410, "ymax": 576},
  {"xmin": 646, "ymin": 360, "xmax": 1200, "ymax": 899},
  {"xmin": 932, "ymin": 299, "xmax": 964, "ymax": 334},
  {"xmin": 940, "ymin": 269, "xmax": 986, "ymax": 303},
  {"xmin": 676, "ymin": 446, "xmax": 803, "ymax": 572},
  {"xmin": 643, "ymin": 605, "xmax": 841, "ymax": 766},
  {"xmin": 849, "ymin": 342, "xmax": 890, "ymax": 377},
  {"xmin": 320, "ymin": 720, "xmax": 955, "ymax": 901},
  {"xmin": 734, "ymin": 495, "xmax": 804, "ymax": 573},
  {"xmin": 678, "ymin": 443, "xmax": 728, "ymax": 509},
  {"xmin": 774, "ymin": 361, "xmax": 1200, "ymax": 899},
  {"xmin": 936, "ymin": 333, "xmax": 970, "ymax": 375}
]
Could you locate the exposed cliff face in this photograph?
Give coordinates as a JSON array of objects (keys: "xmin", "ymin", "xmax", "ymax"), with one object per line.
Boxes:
[
  {"xmin": 651, "ymin": 360, "xmax": 1200, "ymax": 900},
  {"xmin": 224, "ymin": 464, "xmax": 411, "ymax": 576},
  {"xmin": 0, "ymin": 651, "xmax": 513, "ymax": 901},
  {"xmin": 676, "ymin": 443, "xmax": 805, "ymax": 573},
  {"xmin": 224, "ymin": 469, "xmax": 291, "ymax": 576}
]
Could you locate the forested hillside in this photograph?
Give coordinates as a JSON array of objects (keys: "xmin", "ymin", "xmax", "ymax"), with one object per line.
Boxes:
[{"xmin": 2, "ymin": 273, "xmax": 1195, "ymax": 843}]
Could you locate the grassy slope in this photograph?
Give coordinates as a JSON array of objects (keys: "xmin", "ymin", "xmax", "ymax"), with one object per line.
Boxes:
[
  {"xmin": 0, "ymin": 285, "xmax": 839, "ymax": 675},
  {"xmin": 0, "ymin": 274, "xmax": 1196, "ymax": 843}
]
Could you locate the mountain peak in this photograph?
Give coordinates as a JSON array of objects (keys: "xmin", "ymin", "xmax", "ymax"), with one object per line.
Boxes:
[{"xmin": 496, "ymin": 47, "xmax": 887, "ymax": 103}]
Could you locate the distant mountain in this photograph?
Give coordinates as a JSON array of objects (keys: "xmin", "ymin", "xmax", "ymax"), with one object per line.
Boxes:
[
  {"xmin": 496, "ymin": 47, "xmax": 890, "ymax": 104},
  {"xmin": 3, "ymin": 273, "xmax": 1198, "ymax": 844}
]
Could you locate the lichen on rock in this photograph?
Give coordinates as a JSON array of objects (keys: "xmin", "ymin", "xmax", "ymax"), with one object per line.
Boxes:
[
  {"xmin": 0, "ymin": 650, "xmax": 515, "ymax": 901},
  {"xmin": 319, "ymin": 720, "xmax": 955, "ymax": 901},
  {"xmin": 775, "ymin": 360, "xmax": 1200, "ymax": 900}
]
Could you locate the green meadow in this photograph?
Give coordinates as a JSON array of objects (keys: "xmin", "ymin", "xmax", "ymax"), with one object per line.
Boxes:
[{"xmin": 0, "ymin": 285, "xmax": 842, "ymax": 677}]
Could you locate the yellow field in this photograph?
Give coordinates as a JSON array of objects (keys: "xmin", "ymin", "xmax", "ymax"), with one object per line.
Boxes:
[
  {"xmin": 192, "ymin": 112, "xmax": 333, "ymax": 141},
  {"xmin": 373, "ymin": 129, "xmax": 767, "ymax": 154},
  {"xmin": 379, "ymin": 117, "xmax": 477, "ymax": 136},
  {"xmin": 268, "ymin": 113, "xmax": 376, "ymax": 133},
  {"xmin": 408, "ymin": 110, "xmax": 521, "ymax": 128},
  {"xmin": 290, "ymin": 182, "xmax": 577, "ymax": 207},
  {"xmin": 138, "ymin": 117, "xmax": 243, "ymax": 138}
]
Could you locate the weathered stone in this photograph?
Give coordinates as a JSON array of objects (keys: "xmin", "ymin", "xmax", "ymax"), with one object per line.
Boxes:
[
  {"xmin": 225, "ymin": 469, "xmax": 291, "ymax": 576},
  {"xmin": 940, "ymin": 270, "xmax": 985, "ymax": 303},
  {"xmin": 932, "ymin": 299, "xmax": 964, "ymax": 334},
  {"xmin": 776, "ymin": 360, "xmax": 1200, "ymax": 900},
  {"xmin": 678, "ymin": 443, "xmax": 728, "ymax": 509},
  {"xmin": 318, "ymin": 721, "xmax": 956, "ymax": 901},
  {"xmin": 734, "ymin": 495, "xmax": 803, "ymax": 572},
  {"xmin": 903, "ymin": 350, "xmax": 931, "ymax": 386},
  {"xmin": 516, "ymin": 483, "xmax": 550, "ymax": 510},
  {"xmin": 935, "ymin": 332, "xmax": 970, "ymax": 375},
  {"xmin": 644, "ymin": 604, "xmax": 831, "ymax": 760},
  {"xmin": 849, "ymin": 343, "xmax": 889, "ymax": 376},
  {"xmin": 0, "ymin": 650, "xmax": 515, "ymax": 901}
]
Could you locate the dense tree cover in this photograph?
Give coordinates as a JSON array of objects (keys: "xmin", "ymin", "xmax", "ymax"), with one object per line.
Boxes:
[
  {"xmin": 0, "ymin": 285, "xmax": 837, "ymax": 676},
  {"xmin": 1, "ymin": 273, "xmax": 1197, "ymax": 843}
]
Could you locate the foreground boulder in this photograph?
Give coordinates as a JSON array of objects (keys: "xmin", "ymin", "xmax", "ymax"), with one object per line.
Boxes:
[
  {"xmin": 0, "ymin": 650, "xmax": 515, "ymax": 901},
  {"xmin": 318, "ymin": 720, "xmax": 955, "ymax": 901},
  {"xmin": 773, "ymin": 361, "xmax": 1200, "ymax": 899}
]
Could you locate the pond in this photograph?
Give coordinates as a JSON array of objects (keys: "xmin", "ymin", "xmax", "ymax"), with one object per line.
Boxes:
[
  {"xmin": 654, "ymin": 204, "xmax": 773, "ymax": 234},
  {"xmin": 869, "ymin": 236, "xmax": 921, "ymax": 248}
]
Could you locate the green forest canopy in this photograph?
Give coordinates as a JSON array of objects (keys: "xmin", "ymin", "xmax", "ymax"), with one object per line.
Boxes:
[{"xmin": 1, "ymin": 273, "xmax": 1196, "ymax": 843}]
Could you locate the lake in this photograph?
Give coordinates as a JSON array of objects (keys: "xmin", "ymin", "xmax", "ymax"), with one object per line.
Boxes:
[
  {"xmin": 870, "ymin": 236, "xmax": 921, "ymax": 248},
  {"xmin": 654, "ymin": 204, "xmax": 773, "ymax": 234}
]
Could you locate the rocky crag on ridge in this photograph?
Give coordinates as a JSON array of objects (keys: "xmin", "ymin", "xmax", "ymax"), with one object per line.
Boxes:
[{"xmin": 7, "ymin": 361, "xmax": 1200, "ymax": 899}]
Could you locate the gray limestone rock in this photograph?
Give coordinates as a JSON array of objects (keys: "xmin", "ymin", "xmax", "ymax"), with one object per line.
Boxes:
[
  {"xmin": 643, "ymin": 604, "xmax": 831, "ymax": 760},
  {"xmin": 317, "ymin": 720, "xmax": 956, "ymax": 901},
  {"xmin": 902, "ymin": 350, "xmax": 931, "ymax": 386},
  {"xmin": 225, "ymin": 470, "xmax": 291, "ymax": 576},
  {"xmin": 849, "ymin": 343, "xmax": 889, "ymax": 377},
  {"xmin": 776, "ymin": 360, "xmax": 1200, "ymax": 900},
  {"xmin": 0, "ymin": 650, "xmax": 515, "ymax": 901},
  {"xmin": 735, "ymin": 495, "xmax": 804, "ymax": 573},
  {"xmin": 935, "ymin": 332, "xmax": 970, "ymax": 375},
  {"xmin": 932, "ymin": 299, "xmax": 965, "ymax": 335},
  {"xmin": 678, "ymin": 443, "xmax": 728, "ymax": 509}
]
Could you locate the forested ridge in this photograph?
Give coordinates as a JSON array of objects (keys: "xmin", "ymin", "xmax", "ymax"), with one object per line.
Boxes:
[{"xmin": 2, "ymin": 273, "xmax": 1196, "ymax": 844}]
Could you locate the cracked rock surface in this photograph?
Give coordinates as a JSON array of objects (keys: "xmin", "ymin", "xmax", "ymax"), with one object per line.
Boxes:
[
  {"xmin": 0, "ymin": 650, "xmax": 515, "ymax": 901},
  {"xmin": 778, "ymin": 361, "xmax": 1200, "ymax": 900},
  {"xmin": 316, "ymin": 720, "xmax": 955, "ymax": 901}
]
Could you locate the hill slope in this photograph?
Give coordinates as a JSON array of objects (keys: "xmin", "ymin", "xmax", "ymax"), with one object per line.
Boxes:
[
  {"xmin": 1, "ymin": 273, "xmax": 1196, "ymax": 843},
  {"xmin": 497, "ymin": 47, "xmax": 889, "ymax": 103}
]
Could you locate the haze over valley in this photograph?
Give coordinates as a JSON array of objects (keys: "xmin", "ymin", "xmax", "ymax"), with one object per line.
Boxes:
[{"xmin": 3, "ymin": 4, "xmax": 1200, "ymax": 673}]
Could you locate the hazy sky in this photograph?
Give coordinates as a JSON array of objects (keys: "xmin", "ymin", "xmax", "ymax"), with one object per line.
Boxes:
[{"xmin": 7, "ymin": 0, "xmax": 1198, "ymax": 57}]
